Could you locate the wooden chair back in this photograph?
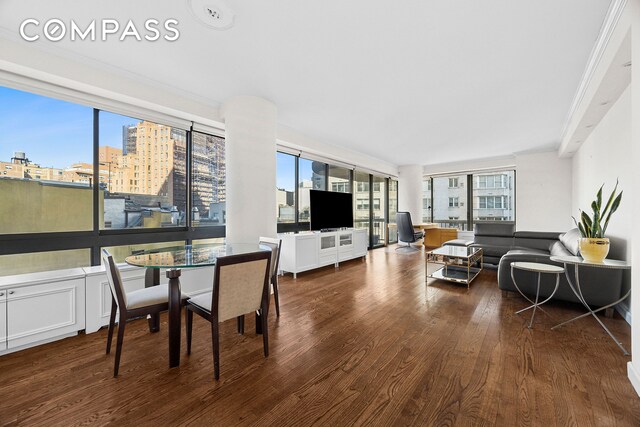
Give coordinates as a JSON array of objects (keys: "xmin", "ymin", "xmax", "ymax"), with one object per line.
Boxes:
[
  {"xmin": 258, "ymin": 237, "xmax": 282, "ymax": 282},
  {"xmin": 212, "ymin": 251, "xmax": 271, "ymax": 323},
  {"xmin": 102, "ymin": 249, "xmax": 128, "ymax": 310}
]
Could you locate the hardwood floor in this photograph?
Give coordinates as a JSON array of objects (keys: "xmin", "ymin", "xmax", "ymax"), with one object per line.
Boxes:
[{"xmin": 1, "ymin": 247, "xmax": 638, "ymax": 426}]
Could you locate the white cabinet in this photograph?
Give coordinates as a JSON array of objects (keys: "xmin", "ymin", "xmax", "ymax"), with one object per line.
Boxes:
[
  {"xmin": 0, "ymin": 291, "xmax": 6, "ymax": 352},
  {"xmin": 84, "ymin": 264, "xmax": 147, "ymax": 334},
  {"xmin": 319, "ymin": 234, "xmax": 338, "ymax": 266},
  {"xmin": 279, "ymin": 229, "xmax": 368, "ymax": 278},
  {"xmin": 353, "ymin": 229, "xmax": 368, "ymax": 257},
  {"xmin": 338, "ymin": 232, "xmax": 354, "ymax": 261},
  {"xmin": 84, "ymin": 264, "xmax": 215, "ymax": 334},
  {"xmin": 0, "ymin": 268, "xmax": 85, "ymax": 354}
]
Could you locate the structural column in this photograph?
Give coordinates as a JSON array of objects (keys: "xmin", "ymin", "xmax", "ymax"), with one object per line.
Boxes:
[
  {"xmin": 398, "ymin": 165, "xmax": 423, "ymax": 224},
  {"xmin": 220, "ymin": 96, "xmax": 278, "ymax": 243}
]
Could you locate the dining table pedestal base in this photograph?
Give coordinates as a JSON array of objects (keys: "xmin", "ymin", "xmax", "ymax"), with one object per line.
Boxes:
[{"xmin": 166, "ymin": 268, "xmax": 182, "ymax": 368}]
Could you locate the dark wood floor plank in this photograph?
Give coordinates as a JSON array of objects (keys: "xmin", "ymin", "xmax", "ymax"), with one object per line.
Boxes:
[{"xmin": 0, "ymin": 248, "xmax": 638, "ymax": 426}]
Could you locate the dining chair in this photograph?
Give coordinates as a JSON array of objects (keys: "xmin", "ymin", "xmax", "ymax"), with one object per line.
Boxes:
[
  {"xmin": 258, "ymin": 236, "xmax": 282, "ymax": 317},
  {"xmin": 185, "ymin": 250, "xmax": 271, "ymax": 380},
  {"xmin": 102, "ymin": 249, "xmax": 188, "ymax": 377}
]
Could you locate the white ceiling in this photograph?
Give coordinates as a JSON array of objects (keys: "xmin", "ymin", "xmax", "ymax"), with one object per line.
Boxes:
[{"xmin": 0, "ymin": 0, "xmax": 611, "ymax": 166}]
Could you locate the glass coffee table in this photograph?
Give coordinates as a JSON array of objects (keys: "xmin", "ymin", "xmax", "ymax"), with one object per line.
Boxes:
[{"xmin": 426, "ymin": 246, "xmax": 483, "ymax": 288}]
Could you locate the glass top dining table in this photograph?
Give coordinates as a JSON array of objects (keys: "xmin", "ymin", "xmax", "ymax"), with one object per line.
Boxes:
[
  {"xmin": 125, "ymin": 243, "xmax": 271, "ymax": 269},
  {"xmin": 124, "ymin": 243, "xmax": 272, "ymax": 369}
]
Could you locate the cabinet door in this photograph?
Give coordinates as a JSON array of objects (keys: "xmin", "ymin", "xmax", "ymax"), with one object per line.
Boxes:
[
  {"xmin": 7, "ymin": 278, "xmax": 85, "ymax": 349},
  {"xmin": 0, "ymin": 292, "xmax": 6, "ymax": 351},
  {"xmin": 295, "ymin": 235, "xmax": 319, "ymax": 271},
  {"xmin": 85, "ymin": 267, "xmax": 147, "ymax": 334},
  {"xmin": 353, "ymin": 230, "xmax": 368, "ymax": 256}
]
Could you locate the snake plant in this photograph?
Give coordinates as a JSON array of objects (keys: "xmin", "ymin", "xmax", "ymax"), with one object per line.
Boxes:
[{"xmin": 573, "ymin": 180, "xmax": 623, "ymax": 239}]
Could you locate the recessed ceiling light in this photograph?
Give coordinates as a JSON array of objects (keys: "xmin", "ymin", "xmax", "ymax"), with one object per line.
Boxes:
[
  {"xmin": 186, "ymin": 0, "xmax": 235, "ymax": 30},
  {"xmin": 623, "ymin": 61, "xmax": 632, "ymax": 68},
  {"xmin": 585, "ymin": 124, "xmax": 593, "ymax": 128},
  {"xmin": 600, "ymin": 101, "xmax": 609, "ymax": 106}
]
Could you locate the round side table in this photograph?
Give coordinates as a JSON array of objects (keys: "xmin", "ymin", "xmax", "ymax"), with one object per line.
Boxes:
[{"xmin": 510, "ymin": 262, "xmax": 564, "ymax": 329}]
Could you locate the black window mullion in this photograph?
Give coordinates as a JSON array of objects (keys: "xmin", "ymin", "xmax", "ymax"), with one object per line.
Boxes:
[
  {"xmin": 349, "ymin": 169, "xmax": 354, "ymax": 194},
  {"xmin": 325, "ymin": 163, "xmax": 329, "ymax": 191},
  {"xmin": 384, "ymin": 177, "xmax": 390, "ymax": 245},
  {"xmin": 467, "ymin": 174, "xmax": 473, "ymax": 231},
  {"xmin": 430, "ymin": 177, "xmax": 434, "ymax": 223},
  {"xmin": 294, "ymin": 155, "xmax": 300, "ymax": 225},
  {"xmin": 369, "ymin": 174, "xmax": 373, "ymax": 249},
  {"xmin": 91, "ymin": 109, "xmax": 100, "ymax": 265},
  {"xmin": 186, "ymin": 127, "xmax": 193, "ymax": 229}
]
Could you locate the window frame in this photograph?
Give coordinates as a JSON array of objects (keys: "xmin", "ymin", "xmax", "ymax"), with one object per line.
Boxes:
[
  {"xmin": 0, "ymin": 102, "xmax": 226, "ymax": 266},
  {"xmin": 426, "ymin": 169, "xmax": 516, "ymax": 231}
]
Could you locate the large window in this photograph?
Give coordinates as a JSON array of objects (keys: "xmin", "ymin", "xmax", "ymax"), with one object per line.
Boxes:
[
  {"xmin": 276, "ymin": 152, "xmax": 296, "ymax": 223},
  {"xmin": 298, "ymin": 158, "xmax": 325, "ymax": 222},
  {"xmin": 353, "ymin": 171, "xmax": 370, "ymax": 235},
  {"xmin": 0, "ymin": 86, "xmax": 94, "ymax": 234},
  {"xmin": 427, "ymin": 169, "xmax": 515, "ymax": 231},
  {"xmin": 422, "ymin": 178, "xmax": 432, "ymax": 222},
  {"xmin": 0, "ymin": 86, "xmax": 226, "ymax": 275},
  {"xmin": 388, "ymin": 179, "xmax": 398, "ymax": 243},
  {"xmin": 473, "ymin": 171, "xmax": 514, "ymax": 222},
  {"xmin": 328, "ymin": 165, "xmax": 351, "ymax": 193},
  {"xmin": 192, "ymin": 132, "xmax": 226, "ymax": 226},
  {"xmin": 275, "ymin": 153, "xmax": 398, "ymax": 249},
  {"xmin": 99, "ymin": 112, "xmax": 187, "ymax": 229},
  {"xmin": 371, "ymin": 175, "xmax": 386, "ymax": 246},
  {"xmin": 432, "ymin": 174, "xmax": 468, "ymax": 230}
]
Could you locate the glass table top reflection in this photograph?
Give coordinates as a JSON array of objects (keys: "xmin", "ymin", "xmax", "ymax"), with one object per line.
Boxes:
[
  {"xmin": 427, "ymin": 245, "xmax": 481, "ymax": 259},
  {"xmin": 125, "ymin": 243, "xmax": 271, "ymax": 269}
]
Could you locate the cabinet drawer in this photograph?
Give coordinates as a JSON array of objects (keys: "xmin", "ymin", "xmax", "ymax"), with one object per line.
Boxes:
[
  {"xmin": 319, "ymin": 254, "xmax": 337, "ymax": 266},
  {"xmin": 339, "ymin": 249, "xmax": 354, "ymax": 261},
  {"xmin": 7, "ymin": 278, "xmax": 85, "ymax": 349}
]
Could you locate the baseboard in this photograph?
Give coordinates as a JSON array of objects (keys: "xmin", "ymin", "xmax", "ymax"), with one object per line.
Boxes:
[
  {"xmin": 628, "ymin": 362, "xmax": 640, "ymax": 397},
  {"xmin": 616, "ymin": 301, "xmax": 631, "ymax": 325}
]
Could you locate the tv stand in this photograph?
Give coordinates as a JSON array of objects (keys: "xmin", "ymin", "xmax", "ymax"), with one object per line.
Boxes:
[{"xmin": 278, "ymin": 228, "xmax": 368, "ymax": 278}]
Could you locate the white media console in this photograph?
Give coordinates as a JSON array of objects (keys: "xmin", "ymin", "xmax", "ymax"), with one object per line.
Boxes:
[{"xmin": 278, "ymin": 228, "xmax": 368, "ymax": 278}]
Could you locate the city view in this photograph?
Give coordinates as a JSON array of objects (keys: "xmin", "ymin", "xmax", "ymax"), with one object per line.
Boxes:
[
  {"xmin": 0, "ymin": 89, "xmax": 226, "ymax": 233},
  {"xmin": 422, "ymin": 171, "xmax": 515, "ymax": 230}
]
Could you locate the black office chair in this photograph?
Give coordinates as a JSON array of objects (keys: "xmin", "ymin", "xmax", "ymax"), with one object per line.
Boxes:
[{"xmin": 396, "ymin": 212, "xmax": 424, "ymax": 251}]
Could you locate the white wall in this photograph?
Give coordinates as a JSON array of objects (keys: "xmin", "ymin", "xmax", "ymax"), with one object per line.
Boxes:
[
  {"xmin": 397, "ymin": 165, "xmax": 423, "ymax": 225},
  {"xmin": 422, "ymin": 153, "xmax": 573, "ymax": 232},
  {"xmin": 572, "ymin": 85, "xmax": 632, "ymax": 320},
  {"xmin": 630, "ymin": 0, "xmax": 640, "ymax": 392},
  {"xmin": 515, "ymin": 151, "xmax": 573, "ymax": 232}
]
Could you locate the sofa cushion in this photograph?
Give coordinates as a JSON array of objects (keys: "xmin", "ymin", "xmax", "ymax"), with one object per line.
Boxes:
[
  {"xmin": 549, "ymin": 241, "xmax": 572, "ymax": 257},
  {"xmin": 470, "ymin": 243, "xmax": 512, "ymax": 258},
  {"xmin": 474, "ymin": 223, "xmax": 514, "ymax": 237},
  {"xmin": 514, "ymin": 231, "xmax": 562, "ymax": 240},
  {"xmin": 559, "ymin": 228, "xmax": 581, "ymax": 256},
  {"xmin": 505, "ymin": 248, "xmax": 549, "ymax": 257}
]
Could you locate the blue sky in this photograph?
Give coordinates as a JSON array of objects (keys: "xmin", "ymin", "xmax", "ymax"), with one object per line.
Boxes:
[
  {"xmin": 276, "ymin": 154, "xmax": 318, "ymax": 190},
  {"xmin": 277, "ymin": 152, "xmax": 295, "ymax": 190},
  {"xmin": 0, "ymin": 86, "xmax": 139, "ymax": 169}
]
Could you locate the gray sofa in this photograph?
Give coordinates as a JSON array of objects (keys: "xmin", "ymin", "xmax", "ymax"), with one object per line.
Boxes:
[{"xmin": 445, "ymin": 223, "xmax": 623, "ymax": 307}]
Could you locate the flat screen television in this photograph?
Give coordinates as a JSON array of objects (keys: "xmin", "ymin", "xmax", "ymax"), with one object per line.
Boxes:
[{"xmin": 310, "ymin": 190, "xmax": 353, "ymax": 231}]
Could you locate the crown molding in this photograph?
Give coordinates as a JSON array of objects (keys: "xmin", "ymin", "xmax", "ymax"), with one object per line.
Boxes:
[{"xmin": 558, "ymin": 0, "xmax": 627, "ymax": 152}]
